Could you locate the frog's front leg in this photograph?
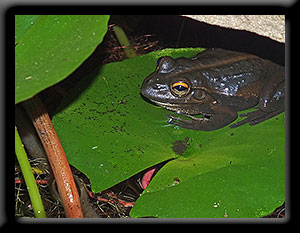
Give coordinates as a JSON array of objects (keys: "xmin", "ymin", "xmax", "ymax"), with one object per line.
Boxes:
[{"xmin": 168, "ymin": 105, "xmax": 237, "ymax": 131}]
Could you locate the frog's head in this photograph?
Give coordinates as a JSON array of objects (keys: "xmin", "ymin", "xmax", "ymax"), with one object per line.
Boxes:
[{"xmin": 141, "ymin": 56, "xmax": 214, "ymax": 115}]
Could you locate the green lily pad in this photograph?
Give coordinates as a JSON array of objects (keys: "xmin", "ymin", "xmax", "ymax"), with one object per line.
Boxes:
[
  {"xmin": 15, "ymin": 15, "xmax": 110, "ymax": 104},
  {"xmin": 53, "ymin": 48, "xmax": 205, "ymax": 192},
  {"xmin": 52, "ymin": 48, "xmax": 285, "ymax": 218},
  {"xmin": 15, "ymin": 15, "xmax": 40, "ymax": 44},
  {"xmin": 130, "ymin": 111, "xmax": 285, "ymax": 218}
]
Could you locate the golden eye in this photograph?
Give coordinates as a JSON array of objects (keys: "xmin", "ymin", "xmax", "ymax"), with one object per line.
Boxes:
[{"xmin": 171, "ymin": 81, "xmax": 190, "ymax": 96}]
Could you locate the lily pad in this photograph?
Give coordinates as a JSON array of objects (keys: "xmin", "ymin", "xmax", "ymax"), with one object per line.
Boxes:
[
  {"xmin": 15, "ymin": 15, "xmax": 40, "ymax": 44},
  {"xmin": 130, "ymin": 111, "xmax": 285, "ymax": 218},
  {"xmin": 15, "ymin": 15, "xmax": 110, "ymax": 104},
  {"xmin": 52, "ymin": 48, "xmax": 285, "ymax": 218},
  {"xmin": 53, "ymin": 48, "xmax": 205, "ymax": 192}
]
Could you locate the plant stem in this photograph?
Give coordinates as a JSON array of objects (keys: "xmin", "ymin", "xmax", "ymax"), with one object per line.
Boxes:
[
  {"xmin": 113, "ymin": 25, "xmax": 137, "ymax": 58},
  {"xmin": 23, "ymin": 96, "xmax": 83, "ymax": 218},
  {"xmin": 15, "ymin": 126, "xmax": 46, "ymax": 218}
]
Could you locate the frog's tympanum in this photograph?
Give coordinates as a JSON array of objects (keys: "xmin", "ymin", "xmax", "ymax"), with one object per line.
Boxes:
[{"xmin": 141, "ymin": 48, "xmax": 285, "ymax": 131}]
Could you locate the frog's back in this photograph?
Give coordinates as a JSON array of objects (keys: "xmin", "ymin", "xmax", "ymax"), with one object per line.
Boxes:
[
  {"xmin": 194, "ymin": 48, "xmax": 263, "ymax": 68},
  {"xmin": 193, "ymin": 48, "xmax": 281, "ymax": 98}
]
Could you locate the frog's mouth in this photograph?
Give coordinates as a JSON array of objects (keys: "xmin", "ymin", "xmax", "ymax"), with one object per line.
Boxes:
[
  {"xmin": 149, "ymin": 100, "xmax": 193, "ymax": 114},
  {"xmin": 149, "ymin": 99, "xmax": 212, "ymax": 120}
]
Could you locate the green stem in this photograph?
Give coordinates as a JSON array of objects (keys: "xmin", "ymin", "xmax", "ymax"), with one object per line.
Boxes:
[
  {"xmin": 15, "ymin": 126, "xmax": 46, "ymax": 218},
  {"xmin": 113, "ymin": 25, "xmax": 137, "ymax": 58}
]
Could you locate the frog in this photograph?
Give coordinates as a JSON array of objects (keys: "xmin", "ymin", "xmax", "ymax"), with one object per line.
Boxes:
[{"xmin": 140, "ymin": 48, "xmax": 285, "ymax": 131}]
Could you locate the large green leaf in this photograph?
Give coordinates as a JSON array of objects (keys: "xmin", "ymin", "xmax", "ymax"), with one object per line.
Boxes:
[
  {"xmin": 53, "ymin": 48, "xmax": 204, "ymax": 193},
  {"xmin": 15, "ymin": 15, "xmax": 110, "ymax": 104},
  {"xmin": 15, "ymin": 15, "xmax": 40, "ymax": 44},
  {"xmin": 52, "ymin": 48, "xmax": 285, "ymax": 218},
  {"xmin": 130, "ymin": 112, "xmax": 285, "ymax": 218}
]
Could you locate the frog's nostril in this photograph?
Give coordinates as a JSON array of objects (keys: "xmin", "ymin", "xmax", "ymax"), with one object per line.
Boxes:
[{"xmin": 153, "ymin": 84, "xmax": 160, "ymax": 90}]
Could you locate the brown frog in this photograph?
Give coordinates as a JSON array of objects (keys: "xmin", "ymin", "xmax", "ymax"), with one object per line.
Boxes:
[{"xmin": 141, "ymin": 48, "xmax": 285, "ymax": 131}]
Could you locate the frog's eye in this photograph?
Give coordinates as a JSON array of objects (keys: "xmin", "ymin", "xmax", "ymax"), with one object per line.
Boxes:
[{"xmin": 170, "ymin": 81, "xmax": 190, "ymax": 96}]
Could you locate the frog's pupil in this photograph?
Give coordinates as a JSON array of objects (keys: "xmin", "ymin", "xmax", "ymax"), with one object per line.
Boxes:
[{"xmin": 174, "ymin": 85, "xmax": 187, "ymax": 92}]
